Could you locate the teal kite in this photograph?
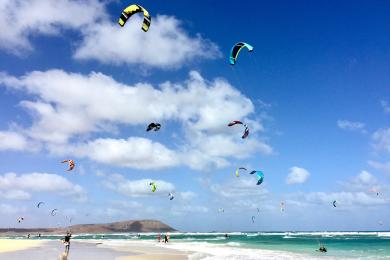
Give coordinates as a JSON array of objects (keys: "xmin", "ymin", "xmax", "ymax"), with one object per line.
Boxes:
[{"xmin": 229, "ymin": 42, "xmax": 254, "ymax": 65}]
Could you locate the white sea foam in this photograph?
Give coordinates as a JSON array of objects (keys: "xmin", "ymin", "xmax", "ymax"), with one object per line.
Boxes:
[{"xmin": 156, "ymin": 241, "xmax": 342, "ymax": 260}]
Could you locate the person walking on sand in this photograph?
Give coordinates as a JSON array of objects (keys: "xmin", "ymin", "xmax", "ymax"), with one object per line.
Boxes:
[
  {"xmin": 164, "ymin": 234, "xmax": 169, "ymax": 243},
  {"xmin": 63, "ymin": 231, "xmax": 72, "ymax": 255},
  {"xmin": 157, "ymin": 233, "xmax": 161, "ymax": 242}
]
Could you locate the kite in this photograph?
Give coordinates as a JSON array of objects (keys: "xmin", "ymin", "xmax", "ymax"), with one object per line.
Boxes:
[
  {"xmin": 218, "ymin": 208, "xmax": 224, "ymax": 213},
  {"xmin": 332, "ymin": 200, "xmax": 337, "ymax": 208},
  {"xmin": 249, "ymin": 170, "xmax": 264, "ymax": 185},
  {"xmin": 235, "ymin": 167, "xmax": 247, "ymax": 177},
  {"xmin": 228, "ymin": 120, "xmax": 249, "ymax": 139},
  {"xmin": 61, "ymin": 160, "xmax": 75, "ymax": 171},
  {"xmin": 146, "ymin": 123, "xmax": 161, "ymax": 132},
  {"xmin": 118, "ymin": 4, "xmax": 151, "ymax": 32},
  {"xmin": 369, "ymin": 188, "xmax": 380, "ymax": 196},
  {"xmin": 280, "ymin": 201, "xmax": 285, "ymax": 212},
  {"xmin": 168, "ymin": 193, "xmax": 174, "ymax": 200},
  {"xmin": 149, "ymin": 182, "xmax": 157, "ymax": 192},
  {"xmin": 257, "ymin": 208, "xmax": 260, "ymax": 214},
  {"xmin": 252, "ymin": 216, "xmax": 255, "ymax": 223},
  {"xmin": 17, "ymin": 217, "xmax": 24, "ymax": 223},
  {"xmin": 229, "ymin": 42, "xmax": 254, "ymax": 65},
  {"xmin": 37, "ymin": 202, "xmax": 44, "ymax": 208},
  {"xmin": 51, "ymin": 209, "xmax": 58, "ymax": 216}
]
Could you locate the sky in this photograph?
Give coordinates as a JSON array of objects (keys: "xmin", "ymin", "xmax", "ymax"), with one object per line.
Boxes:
[{"xmin": 0, "ymin": 0, "xmax": 389, "ymax": 232}]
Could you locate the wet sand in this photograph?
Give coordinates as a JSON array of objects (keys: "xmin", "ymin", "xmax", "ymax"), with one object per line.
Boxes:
[{"xmin": 0, "ymin": 239, "xmax": 188, "ymax": 259}]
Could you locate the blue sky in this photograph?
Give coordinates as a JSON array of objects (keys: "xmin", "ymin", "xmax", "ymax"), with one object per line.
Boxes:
[{"xmin": 0, "ymin": 0, "xmax": 389, "ymax": 232}]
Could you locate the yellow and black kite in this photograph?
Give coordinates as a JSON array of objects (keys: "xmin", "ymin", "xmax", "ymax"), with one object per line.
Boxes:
[{"xmin": 118, "ymin": 4, "xmax": 151, "ymax": 32}]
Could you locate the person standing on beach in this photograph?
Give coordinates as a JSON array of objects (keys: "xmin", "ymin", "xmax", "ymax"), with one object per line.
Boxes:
[
  {"xmin": 63, "ymin": 231, "xmax": 72, "ymax": 255},
  {"xmin": 157, "ymin": 233, "xmax": 161, "ymax": 242}
]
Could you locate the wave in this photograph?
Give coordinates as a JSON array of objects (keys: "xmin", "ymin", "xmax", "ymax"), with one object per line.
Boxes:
[{"xmin": 155, "ymin": 241, "xmax": 338, "ymax": 260}]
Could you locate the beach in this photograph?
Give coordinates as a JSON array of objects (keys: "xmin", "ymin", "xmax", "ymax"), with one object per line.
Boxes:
[
  {"xmin": 1, "ymin": 232, "xmax": 389, "ymax": 259},
  {"xmin": 0, "ymin": 239, "xmax": 187, "ymax": 260}
]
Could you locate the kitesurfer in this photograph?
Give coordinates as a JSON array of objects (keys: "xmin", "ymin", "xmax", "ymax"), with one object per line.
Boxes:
[
  {"xmin": 317, "ymin": 244, "xmax": 327, "ymax": 253},
  {"xmin": 63, "ymin": 231, "xmax": 72, "ymax": 255}
]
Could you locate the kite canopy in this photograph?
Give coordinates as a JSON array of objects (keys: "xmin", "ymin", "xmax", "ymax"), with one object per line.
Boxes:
[
  {"xmin": 229, "ymin": 42, "xmax": 254, "ymax": 65},
  {"xmin": 218, "ymin": 208, "xmax": 224, "ymax": 213},
  {"xmin": 118, "ymin": 4, "xmax": 151, "ymax": 32},
  {"xmin": 249, "ymin": 170, "xmax": 264, "ymax": 185},
  {"xmin": 256, "ymin": 171, "xmax": 264, "ymax": 185},
  {"xmin": 252, "ymin": 216, "xmax": 255, "ymax": 223},
  {"xmin": 149, "ymin": 182, "xmax": 157, "ymax": 192},
  {"xmin": 61, "ymin": 159, "xmax": 75, "ymax": 171},
  {"xmin": 228, "ymin": 120, "xmax": 249, "ymax": 139},
  {"xmin": 146, "ymin": 123, "xmax": 161, "ymax": 132},
  {"xmin": 51, "ymin": 209, "xmax": 58, "ymax": 216},
  {"xmin": 280, "ymin": 201, "xmax": 285, "ymax": 212},
  {"xmin": 333, "ymin": 200, "xmax": 337, "ymax": 207},
  {"xmin": 168, "ymin": 193, "xmax": 174, "ymax": 200},
  {"xmin": 235, "ymin": 167, "xmax": 247, "ymax": 177},
  {"xmin": 17, "ymin": 217, "xmax": 24, "ymax": 223},
  {"xmin": 37, "ymin": 202, "xmax": 44, "ymax": 208}
]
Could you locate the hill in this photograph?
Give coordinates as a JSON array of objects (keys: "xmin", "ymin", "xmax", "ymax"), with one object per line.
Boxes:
[{"xmin": 0, "ymin": 220, "xmax": 176, "ymax": 235}]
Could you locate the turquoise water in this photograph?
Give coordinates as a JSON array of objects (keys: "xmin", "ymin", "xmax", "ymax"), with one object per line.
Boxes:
[{"xmin": 4, "ymin": 231, "xmax": 390, "ymax": 259}]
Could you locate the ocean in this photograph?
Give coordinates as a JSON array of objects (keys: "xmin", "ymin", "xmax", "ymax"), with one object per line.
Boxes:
[{"xmin": 4, "ymin": 231, "xmax": 390, "ymax": 259}]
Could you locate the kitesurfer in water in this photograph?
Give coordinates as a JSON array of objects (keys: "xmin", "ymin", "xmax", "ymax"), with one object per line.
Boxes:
[{"xmin": 317, "ymin": 244, "xmax": 327, "ymax": 253}]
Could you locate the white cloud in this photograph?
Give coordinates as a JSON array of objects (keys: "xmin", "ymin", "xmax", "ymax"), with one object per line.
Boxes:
[
  {"xmin": 103, "ymin": 174, "xmax": 175, "ymax": 197},
  {"xmin": 0, "ymin": 189, "xmax": 31, "ymax": 200},
  {"xmin": 74, "ymin": 15, "xmax": 220, "ymax": 69},
  {"xmin": 288, "ymin": 191, "xmax": 387, "ymax": 207},
  {"xmin": 286, "ymin": 167, "xmax": 310, "ymax": 184},
  {"xmin": 0, "ymin": 0, "xmax": 106, "ymax": 54},
  {"xmin": 339, "ymin": 170, "xmax": 378, "ymax": 192},
  {"xmin": 0, "ymin": 131, "xmax": 31, "ymax": 151},
  {"xmin": 354, "ymin": 171, "xmax": 376, "ymax": 185},
  {"xmin": 0, "ymin": 172, "xmax": 86, "ymax": 201},
  {"xmin": 381, "ymin": 100, "xmax": 390, "ymax": 113},
  {"xmin": 0, "ymin": 70, "xmax": 271, "ymax": 170},
  {"xmin": 337, "ymin": 120, "xmax": 365, "ymax": 132},
  {"xmin": 74, "ymin": 137, "xmax": 179, "ymax": 170},
  {"xmin": 0, "ymin": 1, "xmax": 219, "ymax": 68},
  {"xmin": 372, "ymin": 128, "xmax": 390, "ymax": 153},
  {"xmin": 368, "ymin": 160, "xmax": 390, "ymax": 174}
]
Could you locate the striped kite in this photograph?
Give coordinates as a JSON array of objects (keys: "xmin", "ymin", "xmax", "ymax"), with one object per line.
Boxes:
[{"xmin": 118, "ymin": 4, "xmax": 151, "ymax": 32}]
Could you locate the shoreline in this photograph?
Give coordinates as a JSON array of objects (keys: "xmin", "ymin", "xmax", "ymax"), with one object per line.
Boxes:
[{"xmin": 0, "ymin": 239, "xmax": 188, "ymax": 260}]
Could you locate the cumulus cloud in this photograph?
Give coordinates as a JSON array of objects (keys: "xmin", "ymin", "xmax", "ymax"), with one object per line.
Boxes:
[
  {"xmin": 0, "ymin": 131, "xmax": 31, "ymax": 151},
  {"xmin": 337, "ymin": 120, "xmax": 365, "ymax": 132},
  {"xmin": 73, "ymin": 137, "xmax": 179, "ymax": 170},
  {"xmin": 0, "ymin": 0, "xmax": 106, "ymax": 54},
  {"xmin": 0, "ymin": 0, "xmax": 219, "ymax": 68},
  {"xmin": 0, "ymin": 172, "xmax": 86, "ymax": 201},
  {"xmin": 286, "ymin": 167, "xmax": 310, "ymax": 184},
  {"xmin": 0, "ymin": 70, "xmax": 271, "ymax": 170},
  {"xmin": 287, "ymin": 170, "xmax": 389, "ymax": 209},
  {"xmin": 74, "ymin": 15, "xmax": 220, "ymax": 68},
  {"xmin": 368, "ymin": 160, "xmax": 390, "ymax": 174},
  {"xmin": 288, "ymin": 191, "xmax": 387, "ymax": 207},
  {"xmin": 340, "ymin": 170, "xmax": 378, "ymax": 191},
  {"xmin": 372, "ymin": 128, "xmax": 390, "ymax": 153},
  {"xmin": 103, "ymin": 174, "xmax": 175, "ymax": 197}
]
